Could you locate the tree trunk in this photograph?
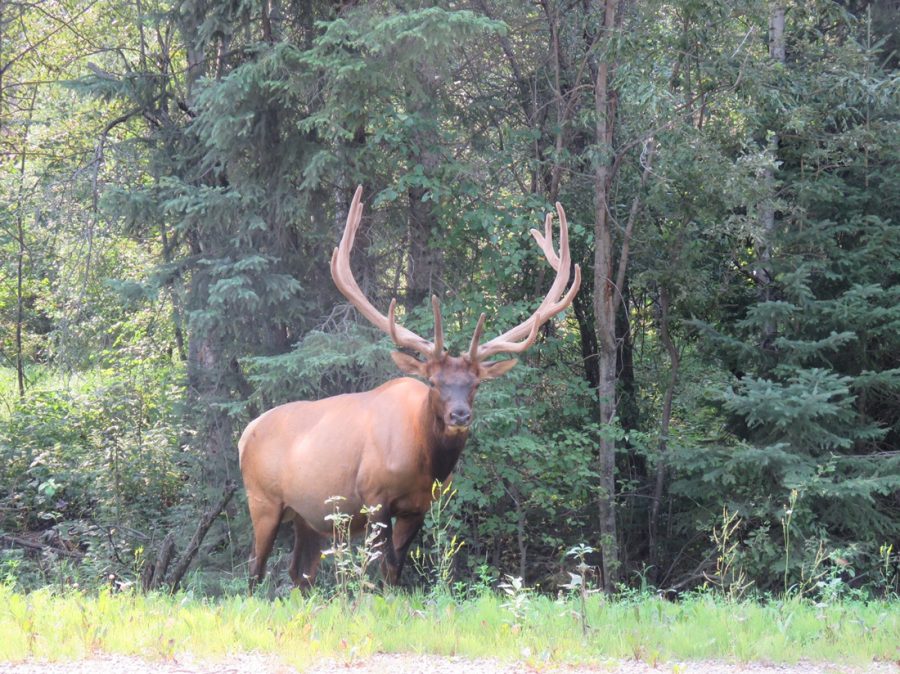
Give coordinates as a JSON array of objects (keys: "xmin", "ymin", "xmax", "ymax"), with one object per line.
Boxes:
[
  {"xmin": 592, "ymin": 0, "xmax": 621, "ymax": 592},
  {"xmin": 405, "ymin": 68, "xmax": 443, "ymax": 311},
  {"xmin": 649, "ymin": 284, "xmax": 679, "ymax": 583},
  {"xmin": 158, "ymin": 219, "xmax": 187, "ymax": 361},
  {"xmin": 15, "ymin": 211, "xmax": 25, "ymax": 399},
  {"xmin": 13, "ymin": 87, "xmax": 38, "ymax": 399},
  {"xmin": 616, "ymin": 284, "xmax": 638, "ymax": 432},
  {"xmin": 179, "ymin": 6, "xmax": 235, "ymax": 489},
  {"xmin": 407, "ymin": 182, "xmax": 441, "ymax": 309},
  {"xmin": 572, "ymin": 290, "xmax": 600, "ymax": 390}
]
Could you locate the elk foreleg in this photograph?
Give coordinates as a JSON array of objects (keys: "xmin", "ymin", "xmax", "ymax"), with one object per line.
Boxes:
[
  {"xmin": 373, "ymin": 509, "xmax": 400, "ymax": 586},
  {"xmin": 386, "ymin": 514, "xmax": 425, "ymax": 586}
]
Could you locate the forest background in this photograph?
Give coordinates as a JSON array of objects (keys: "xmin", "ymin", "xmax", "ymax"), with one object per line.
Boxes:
[{"xmin": 0, "ymin": 0, "xmax": 898, "ymax": 599}]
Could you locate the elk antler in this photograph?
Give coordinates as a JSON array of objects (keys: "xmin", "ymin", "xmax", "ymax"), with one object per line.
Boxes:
[
  {"xmin": 472, "ymin": 202, "xmax": 581, "ymax": 361},
  {"xmin": 332, "ymin": 186, "xmax": 580, "ymax": 363},
  {"xmin": 331, "ymin": 185, "xmax": 444, "ymax": 359}
]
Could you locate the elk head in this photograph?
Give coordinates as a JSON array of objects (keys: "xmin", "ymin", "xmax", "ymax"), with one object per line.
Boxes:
[{"xmin": 331, "ymin": 186, "xmax": 581, "ymax": 434}]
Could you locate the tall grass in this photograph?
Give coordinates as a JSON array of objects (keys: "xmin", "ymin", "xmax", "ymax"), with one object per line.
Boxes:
[{"xmin": 1, "ymin": 584, "xmax": 897, "ymax": 669}]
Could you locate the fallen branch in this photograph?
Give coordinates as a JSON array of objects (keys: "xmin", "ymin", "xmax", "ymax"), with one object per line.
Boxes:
[
  {"xmin": 0, "ymin": 533, "xmax": 84, "ymax": 559},
  {"xmin": 140, "ymin": 481, "xmax": 237, "ymax": 593},
  {"xmin": 167, "ymin": 481, "xmax": 237, "ymax": 593}
]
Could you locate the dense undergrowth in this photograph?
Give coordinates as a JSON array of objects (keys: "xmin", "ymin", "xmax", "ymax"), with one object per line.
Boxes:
[{"xmin": 3, "ymin": 362, "xmax": 899, "ymax": 601}]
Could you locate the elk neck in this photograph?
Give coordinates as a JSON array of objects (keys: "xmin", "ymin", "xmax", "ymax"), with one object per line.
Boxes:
[{"xmin": 418, "ymin": 392, "xmax": 469, "ymax": 483}]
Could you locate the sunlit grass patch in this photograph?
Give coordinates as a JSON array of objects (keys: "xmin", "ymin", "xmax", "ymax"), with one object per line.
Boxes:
[{"xmin": 0, "ymin": 584, "xmax": 897, "ymax": 668}]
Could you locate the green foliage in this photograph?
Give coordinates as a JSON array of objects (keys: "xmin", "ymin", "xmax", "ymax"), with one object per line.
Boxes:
[
  {"xmin": 0, "ymin": 365, "xmax": 185, "ymax": 588},
  {"xmin": 242, "ymin": 325, "xmax": 394, "ymax": 407},
  {"xmin": 1, "ymin": 0, "xmax": 898, "ymax": 601},
  {"xmin": 670, "ymin": 12, "xmax": 900, "ymax": 591}
]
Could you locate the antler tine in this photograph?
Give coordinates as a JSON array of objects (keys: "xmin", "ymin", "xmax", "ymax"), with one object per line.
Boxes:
[
  {"xmin": 388, "ymin": 298, "xmax": 400, "ymax": 342},
  {"xmin": 475, "ymin": 203, "xmax": 580, "ymax": 361},
  {"xmin": 467, "ymin": 313, "xmax": 487, "ymax": 361},
  {"xmin": 331, "ymin": 186, "xmax": 435, "ymax": 358},
  {"xmin": 431, "ymin": 295, "xmax": 445, "ymax": 358},
  {"xmin": 387, "ymin": 298, "xmax": 427, "ymax": 355},
  {"xmin": 530, "ymin": 210, "xmax": 560, "ymax": 270},
  {"xmin": 476, "ymin": 311, "xmax": 544, "ymax": 361}
]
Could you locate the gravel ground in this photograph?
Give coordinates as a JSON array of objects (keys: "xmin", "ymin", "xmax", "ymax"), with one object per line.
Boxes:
[{"xmin": 1, "ymin": 655, "xmax": 897, "ymax": 674}]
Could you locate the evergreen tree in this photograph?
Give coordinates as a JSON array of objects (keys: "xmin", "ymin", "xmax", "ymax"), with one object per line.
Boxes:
[{"xmin": 691, "ymin": 5, "xmax": 900, "ymax": 588}]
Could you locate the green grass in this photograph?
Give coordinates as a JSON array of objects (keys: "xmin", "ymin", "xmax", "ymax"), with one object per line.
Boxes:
[{"xmin": 1, "ymin": 585, "xmax": 897, "ymax": 670}]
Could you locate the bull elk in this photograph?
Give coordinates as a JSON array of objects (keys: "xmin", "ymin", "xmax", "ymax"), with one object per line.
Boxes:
[{"xmin": 238, "ymin": 186, "xmax": 580, "ymax": 588}]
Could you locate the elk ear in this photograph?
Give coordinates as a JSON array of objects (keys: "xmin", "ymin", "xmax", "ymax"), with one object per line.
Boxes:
[
  {"xmin": 479, "ymin": 358, "xmax": 518, "ymax": 380},
  {"xmin": 391, "ymin": 351, "xmax": 428, "ymax": 377}
]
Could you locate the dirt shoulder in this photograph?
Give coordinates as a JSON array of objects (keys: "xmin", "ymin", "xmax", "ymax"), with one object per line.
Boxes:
[{"xmin": 1, "ymin": 654, "xmax": 897, "ymax": 674}]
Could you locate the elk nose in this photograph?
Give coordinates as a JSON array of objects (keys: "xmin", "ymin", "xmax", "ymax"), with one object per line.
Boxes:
[{"xmin": 449, "ymin": 408, "xmax": 471, "ymax": 427}]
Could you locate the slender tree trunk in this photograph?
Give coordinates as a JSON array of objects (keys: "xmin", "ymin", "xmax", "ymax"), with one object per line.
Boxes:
[
  {"xmin": 590, "ymin": 0, "xmax": 655, "ymax": 586},
  {"xmin": 766, "ymin": 6, "xmax": 785, "ymax": 188},
  {"xmin": 769, "ymin": 4, "xmax": 786, "ymax": 63},
  {"xmin": 407, "ymin": 182, "xmax": 441, "ymax": 309},
  {"xmin": 649, "ymin": 284, "xmax": 679, "ymax": 582},
  {"xmin": 592, "ymin": 0, "xmax": 621, "ymax": 592},
  {"xmin": 15, "ymin": 214, "xmax": 25, "ymax": 398},
  {"xmin": 507, "ymin": 482, "xmax": 528, "ymax": 580},
  {"xmin": 14, "ymin": 99, "xmax": 26, "ymax": 399},
  {"xmin": 14, "ymin": 87, "xmax": 38, "ymax": 399},
  {"xmin": 616, "ymin": 285, "xmax": 638, "ymax": 432},
  {"xmin": 158, "ymin": 219, "xmax": 187, "ymax": 361}
]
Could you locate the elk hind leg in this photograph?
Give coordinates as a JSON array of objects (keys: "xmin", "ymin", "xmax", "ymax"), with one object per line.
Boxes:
[
  {"xmin": 247, "ymin": 497, "xmax": 283, "ymax": 591},
  {"xmin": 289, "ymin": 515, "xmax": 325, "ymax": 590}
]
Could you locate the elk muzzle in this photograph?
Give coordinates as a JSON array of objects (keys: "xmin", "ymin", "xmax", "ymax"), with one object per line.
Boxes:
[{"xmin": 447, "ymin": 406, "xmax": 472, "ymax": 429}]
